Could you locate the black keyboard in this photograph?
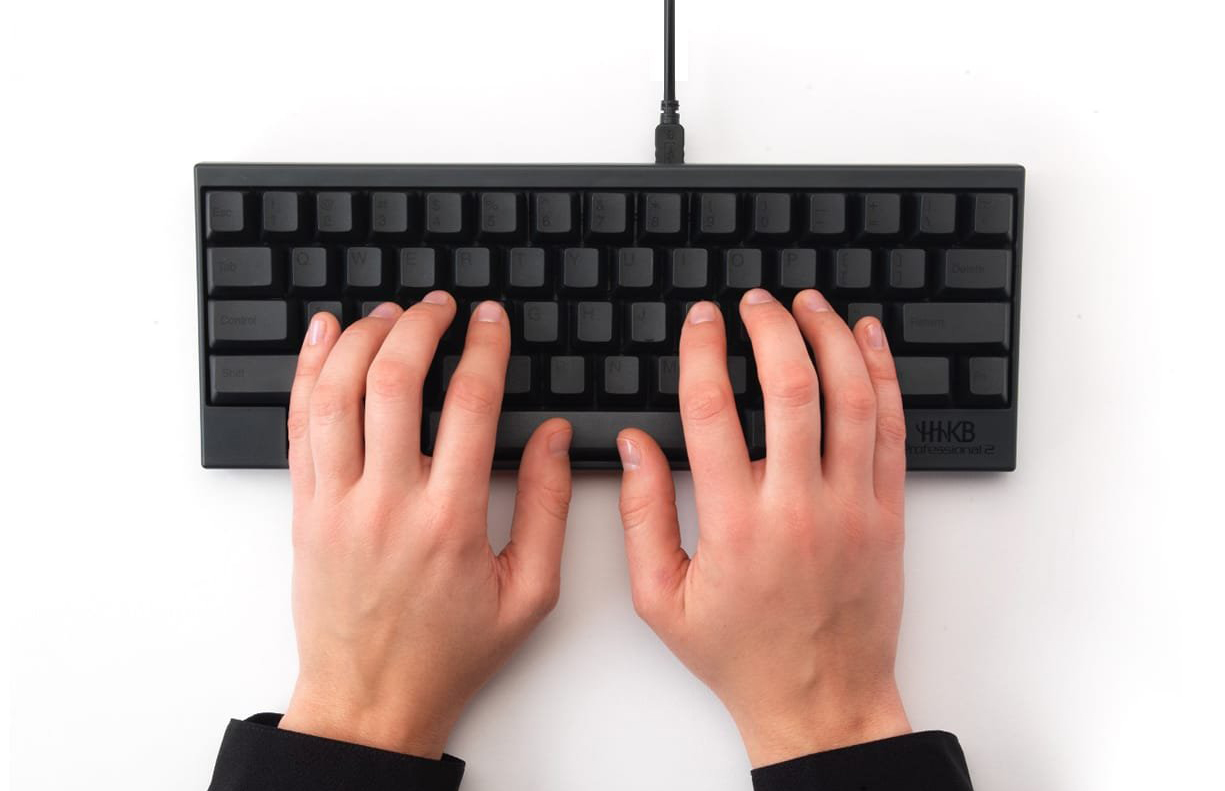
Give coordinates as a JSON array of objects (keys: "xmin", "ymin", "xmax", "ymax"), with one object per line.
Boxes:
[{"xmin": 196, "ymin": 164, "xmax": 1023, "ymax": 471}]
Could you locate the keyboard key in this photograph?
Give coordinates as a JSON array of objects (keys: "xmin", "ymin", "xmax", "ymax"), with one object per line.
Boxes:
[
  {"xmin": 630, "ymin": 303, "xmax": 668, "ymax": 344},
  {"xmin": 807, "ymin": 193, "xmax": 846, "ymax": 236},
  {"xmin": 753, "ymin": 193, "xmax": 792, "ymax": 236},
  {"xmin": 727, "ymin": 356, "xmax": 748, "ymax": 395},
  {"xmin": 361, "ymin": 301, "xmax": 391, "ymax": 318},
  {"xmin": 304, "ymin": 301, "xmax": 343, "ymax": 330},
  {"xmin": 563, "ymin": 248, "xmax": 601, "ymax": 289},
  {"xmin": 535, "ymin": 193, "xmax": 575, "ymax": 237},
  {"xmin": 207, "ymin": 247, "xmax": 274, "ymax": 294},
  {"xmin": 206, "ymin": 191, "xmax": 245, "ymax": 237},
  {"xmin": 425, "ymin": 192, "xmax": 464, "ymax": 235},
  {"xmin": 480, "ymin": 192, "xmax": 519, "ymax": 235},
  {"xmin": 656, "ymin": 356, "xmax": 680, "ymax": 396},
  {"xmin": 371, "ymin": 192, "xmax": 410, "ymax": 234},
  {"xmin": 506, "ymin": 356, "xmax": 534, "ymax": 396},
  {"xmin": 861, "ymin": 193, "xmax": 901, "ymax": 236},
  {"xmin": 725, "ymin": 249, "xmax": 763, "ymax": 290},
  {"xmin": 917, "ymin": 193, "xmax": 956, "ymax": 236},
  {"xmin": 641, "ymin": 193, "xmax": 682, "ymax": 236},
  {"xmin": 575, "ymin": 302, "xmax": 614, "ymax": 344},
  {"xmin": 902, "ymin": 303, "xmax": 1011, "ymax": 348},
  {"xmin": 698, "ymin": 193, "xmax": 738, "ymax": 236},
  {"xmin": 972, "ymin": 193, "xmax": 1013, "ymax": 239},
  {"xmin": 210, "ymin": 355, "xmax": 297, "ymax": 405},
  {"xmin": 603, "ymin": 356, "xmax": 641, "ymax": 396},
  {"xmin": 966, "ymin": 356, "xmax": 1009, "ymax": 404},
  {"xmin": 262, "ymin": 192, "xmax": 300, "ymax": 233},
  {"xmin": 208, "ymin": 300, "xmax": 289, "ymax": 348},
  {"xmin": 670, "ymin": 248, "xmax": 709, "ymax": 290},
  {"xmin": 895, "ymin": 357, "xmax": 951, "ymax": 398},
  {"xmin": 617, "ymin": 248, "xmax": 655, "ymax": 289},
  {"xmin": 941, "ymin": 250, "xmax": 1012, "ymax": 296},
  {"xmin": 834, "ymin": 248, "xmax": 872, "ymax": 290},
  {"xmin": 508, "ymin": 248, "xmax": 546, "ymax": 289},
  {"xmin": 588, "ymin": 193, "xmax": 628, "ymax": 236},
  {"xmin": 292, "ymin": 247, "xmax": 328, "ymax": 289},
  {"xmin": 316, "ymin": 192, "xmax": 354, "ymax": 233},
  {"xmin": 847, "ymin": 303, "xmax": 883, "ymax": 327},
  {"xmin": 779, "ymin": 249, "xmax": 818, "ymax": 289},
  {"xmin": 522, "ymin": 302, "xmax": 559, "ymax": 343},
  {"xmin": 399, "ymin": 248, "xmax": 437, "ymax": 289},
  {"xmin": 454, "ymin": 248, "xmax": 491, "ymax": 288},
  {"xmin": 345, "ymin": 247, "xmax": 383, "ymax": 289},
  {"xmin": 425, "ymin": 410, "xmax": 688, "ymax": 460},
  {"xmin": 888, "ymin": 249, "xmax": 926, "ymax": 290},
  {"xmin": 550, "ymin": 356, "xmax": 587, "ymax": 395}
]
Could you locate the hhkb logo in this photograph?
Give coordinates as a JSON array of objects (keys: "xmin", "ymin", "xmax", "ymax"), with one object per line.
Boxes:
[{"xmin": 916, "ymin": 420, "xmax": 976, "ymax": 444}]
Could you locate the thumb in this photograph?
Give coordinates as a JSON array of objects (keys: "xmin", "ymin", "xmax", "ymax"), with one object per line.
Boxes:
[
  {"xmin": 501, "ymin": 418, "xmax": 573, "ymax": 624},
  {"xmin": 617, "ymin": 428, "xmax": 688, "ymax": 627}
]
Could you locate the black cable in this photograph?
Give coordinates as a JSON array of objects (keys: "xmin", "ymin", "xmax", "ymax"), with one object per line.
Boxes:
[{"xmin": 655, "ymin": 0, "xmax": 685, "ymax": 164}]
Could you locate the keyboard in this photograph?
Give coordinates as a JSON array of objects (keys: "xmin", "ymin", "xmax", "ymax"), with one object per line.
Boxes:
[{"xmin": 196, "ymin": 164, "xmax": 1024, "ymax": 471}]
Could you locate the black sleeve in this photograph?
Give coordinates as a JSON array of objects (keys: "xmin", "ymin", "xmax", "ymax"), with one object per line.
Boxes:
[
  {"xmin": 207, "ymin": 713, "xmax": 465, "ymax": 791},
  {"xmin": 751, "ymin": 731, "xmax": 973, "ymax": 791}
]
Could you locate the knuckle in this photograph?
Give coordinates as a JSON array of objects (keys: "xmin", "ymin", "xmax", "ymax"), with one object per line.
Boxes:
[
  {"xmin": 526, "ymin": 480, "xmax": 572, "ymax": 524},
  {"xmin": 286, "ymin": 409, "xmax": 311, "ymax": 442},
  {"xmin": 870, "ymin": 358, "xmax": 899, "ymax": 384},
  {"xmin": 619, "ymin": 493, "xmax": 656, "ymax": 530},
  {"xmin": 835, "ymin": 384, "xmax": 877, "ymax": 423},
  {"xmin": 681, "ymin": 380, "xmax": 732, "ymax": 424},
  {"xmin": 367, "ymin": 357, "xmax": 423, "ymax": 400},
  {"xmin": 876, "ymin": 412, "xmax": 908, "ymax": 446},
  {"xmin": 764, "ymin": 367, "xmax": 819, "ymax": 409},
  {"xmin": 446, "ymin": 371, "xmax": 502, "ymax": 417},
  {"xmin": 309, "ymin": 385, "xmax": 355, "ymax": 425},
  {"xmin": 530, "ymin": 575, "xmax": 562, "ymax": 617}
]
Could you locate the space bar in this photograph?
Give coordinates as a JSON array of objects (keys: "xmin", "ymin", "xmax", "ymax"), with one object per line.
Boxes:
[{"xmin": 425, "ymin": 411, "xmax": 686, "ymax": 461}]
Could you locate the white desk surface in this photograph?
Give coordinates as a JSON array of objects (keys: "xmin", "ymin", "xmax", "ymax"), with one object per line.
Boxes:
[{"xmin": 5, "ymin": 1, "xmax": 1223, "ymax": 788}]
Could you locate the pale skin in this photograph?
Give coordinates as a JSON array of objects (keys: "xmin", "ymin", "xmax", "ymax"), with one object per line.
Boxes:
[{"xmin": 280, "ymin": 287, "xmax": 911, "ymax": 767}]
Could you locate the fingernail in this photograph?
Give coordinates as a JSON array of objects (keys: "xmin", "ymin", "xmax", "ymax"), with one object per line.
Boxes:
[
  {"xmin": 801, "ymin": 290, "xmax": 832, "ymax": 312},
  {"xmin": 865, "ymin": 320, "xmax": 886, "ymax": 349},
  {"xmin": 744, "ymin": 288, "xmax": 774, "ymax": 305},
  {"xmin": 617, "ymin": 437, "xmax": 641, "ymax": 471},
  {"xmin": 423, "ymin": 291, "xmax": 449, "ymax": 305},
  {"xmin": 548, "ymin": 428, "xmax": 572, "ymax": 457},
  {"xmin": 370, "ymin": 302, "xmax": 399, "ymax": 319},
  {"xmin": 306, "ymin": 315, "xmax": 326, "ymax": 346},
  {"xmin": 472, "ymin": 301, "xmax": 504, "ymax": 323},
  {"xmin": 688, "ymin": 302, "xmax": 718, "ymax": 325}
]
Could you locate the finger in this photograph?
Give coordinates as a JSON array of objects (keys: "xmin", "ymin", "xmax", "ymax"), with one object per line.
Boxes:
[
  {"xmin": 288, "ymin": 311, "xmax": 340, "ymax": 500},
  {"xmin": 363, "ymin": 292, "xmax": 456, "ymax": 484},
  {"xmin": 499, "ymin": 418, "xmax": 573, "ymax": 624},
  {"xmin": 678, "ymin": 301, "xmax": 754, "ymax": 517},
  {"xmin": 792, "ymin": 290, "xmax": 877, "ymax": 489},
  {"xmin": 428, "ymin": 301, "xmax": 510, "ymax": 503},
  {"xmin": 617, "ymin": 429, "xmax": 688, "ymax": 629},
  {"xmin": 309, "ymin": 302, "xmax": 402, "ymax": 490},
  {"xmin": 739, "ymin": 289, "xmax": 822, "ymax": 484},
  {"xmin": 854, "ymin": 317, "xmax": 907, "ymax": 512}
]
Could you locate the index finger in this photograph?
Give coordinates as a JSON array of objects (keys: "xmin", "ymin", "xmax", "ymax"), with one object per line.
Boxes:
[
  {"xmin": 428, "ymin": 301, "xmax": 510, "ymax": 504},
  {"xmin": 678, "ymin": 301, "xmax": 754, "ymax": 513}
]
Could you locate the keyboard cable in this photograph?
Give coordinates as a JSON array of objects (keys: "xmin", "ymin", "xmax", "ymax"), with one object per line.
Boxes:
[{"xmin": 654, "ymin": 0, "xmax": 686, "ymax": 164}]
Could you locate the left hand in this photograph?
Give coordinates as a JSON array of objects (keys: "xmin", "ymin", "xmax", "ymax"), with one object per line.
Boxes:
[{"xmin": 278, "ymin": 295, "xmax": 573, "ymax": 758}]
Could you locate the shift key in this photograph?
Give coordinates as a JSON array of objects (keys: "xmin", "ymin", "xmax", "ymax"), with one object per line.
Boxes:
[
  {"xmin": 902, "ymin": 303, "xmax": 1010, "ymax": 349},
  {"xmin": 210, "ymin": 355, "xmax": 297, "ymax": 404},
  {"xmin": 209, "ymin": 300, "xmax": 290, "ymax": 348}
]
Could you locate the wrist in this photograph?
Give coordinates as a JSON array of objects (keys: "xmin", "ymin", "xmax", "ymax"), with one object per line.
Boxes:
[
  {"xmin": 732, "ymin": 680, "xmax": 912, "ymax": 768},
  {"xmin": 280, "ymin": 681, "xmax": 456, "ymax": 759}
]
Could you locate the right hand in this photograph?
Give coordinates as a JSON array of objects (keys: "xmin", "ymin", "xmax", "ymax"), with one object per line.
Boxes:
[{"xmin": 616, "ymin": 289, "xmax": 912, "ymax": 767}]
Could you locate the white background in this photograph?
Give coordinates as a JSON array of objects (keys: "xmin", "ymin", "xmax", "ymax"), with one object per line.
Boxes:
[{"xmin": 4, "ymin": 1, "xmax": 1224, "ymax": 789}]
